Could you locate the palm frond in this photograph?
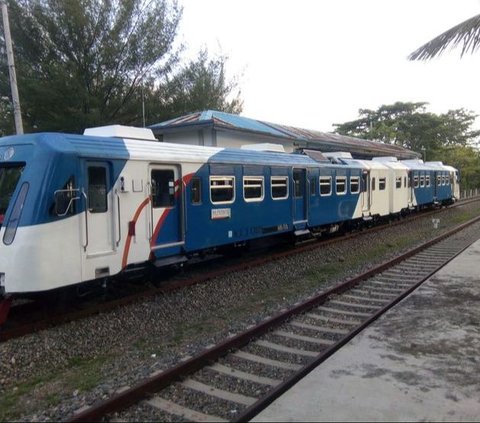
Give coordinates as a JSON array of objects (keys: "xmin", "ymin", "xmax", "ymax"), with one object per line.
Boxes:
[{"xmin": 408, "ymin": 14, "xmax": 480, "ymax": 60}]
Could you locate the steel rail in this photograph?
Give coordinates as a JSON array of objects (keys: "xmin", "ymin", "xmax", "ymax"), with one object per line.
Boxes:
[{"xmin": 68, "ymin": 213, "xmax": 480, "ymax": 422}]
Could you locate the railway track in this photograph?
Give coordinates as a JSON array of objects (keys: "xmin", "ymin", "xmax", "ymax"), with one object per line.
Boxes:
[
  {"xmin": 69, "ymin": 212, "xmax": 480, "ymax": 422},
  {"xmin": 1, "ymin": 196, "xmax": 478, "ymax": 344}
]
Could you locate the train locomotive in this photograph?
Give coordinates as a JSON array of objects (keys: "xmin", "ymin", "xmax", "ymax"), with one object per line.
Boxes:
[{"xmin": 0, "ymin": 125, "xmax": 460, "ymax": 323}]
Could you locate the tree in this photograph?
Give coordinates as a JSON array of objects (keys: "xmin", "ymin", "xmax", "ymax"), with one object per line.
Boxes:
[
  {"xmin": 0, "ymin": 0, "xmax": 182, "ymax": 133},
  {"xmin": 406, "ymin": 15, "xmax": 480, "ymax": 191},
  {"xmin": 409, "ymin": 14, "xmax": 480, "ymax": 60},
  {"xmin": 441, "ymin": 145, "xmax": 480, "ymax": 191},
  {"xmin": 333, "ymin": 101, "xmax": 480, "ymax": 190},
  {"xmin": 0, "ymin": 0, "xmax": 243, "ymax": 134},
  {"xmin": 334, "ymin": 101, "xmax": 479, "ymax": 155},
  {"xmin": 0, "ymin": 96, "xmax": 14, "ymax": 136},
  {"xmin": 152, "ymin": 49, "xmax": 243, "ymax": 123}
]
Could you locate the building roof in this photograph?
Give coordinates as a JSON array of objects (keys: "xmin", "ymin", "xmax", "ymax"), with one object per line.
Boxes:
[{"xmin": 150, "ymin": 110, "xmax": 420, "ymax": 160}]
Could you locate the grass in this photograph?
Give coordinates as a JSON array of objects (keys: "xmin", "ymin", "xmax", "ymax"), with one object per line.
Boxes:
[
  {"xmin": 0, "ymin": 355, "xmax": 111, "ymax": 421},
  {"xmin": 450, "ymin": 210, "xmax": 477, "ymax": 224}
]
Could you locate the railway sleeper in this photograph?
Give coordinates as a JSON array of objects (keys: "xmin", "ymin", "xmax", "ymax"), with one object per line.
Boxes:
[
  {"xmin": 341, "ymin": 294, "xmax": 390, "ymax": 304},
  {"xmin": 254, "ymin": 339, "xmax": 318, "ymax": 358},
  {"xmin": 231, "ymin": 350, "xmax": 302, "ymax": 371},
  {"xmin": 353, "ymin": 286, "xmax": 403, "ymax": 296},
  {"xmin": 315, "ymin": 305, "xmax": 371, "ymax": 318},
  {"xmin": 328, "ymin": 299, "xmax": 380, "ymax": 310},
  {"xmin": 304, "ymin": 312, "xmax": 361, "ymax": 326},
  {"xmin": 146, "ymin": 397, "xmax": 226, "ymax": 423},
  {"xmin": 207, "ymin": 363, "xmax": 281, "ymax": 387},
  {"xmin": 289, "ymin": 320, "xmax": 350, "ymax": 336},
  {"xmin": 272, "ymin": 330, "xmax": 335, "ymax": 347}
]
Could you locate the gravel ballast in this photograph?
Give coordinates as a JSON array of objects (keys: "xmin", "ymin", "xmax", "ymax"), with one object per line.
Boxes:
[{"xmin": 1, "ymin": 201, "xmax": 480, "ymax": 421}]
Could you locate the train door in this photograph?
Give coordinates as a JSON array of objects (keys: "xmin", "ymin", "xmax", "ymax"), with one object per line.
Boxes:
[
  {"xmin": 361, "ymin": 170, "xmax": 370, "ymax": 215},
  {"xmin": 433, "ymin": 171, "xmax": 439, "ymax": 201},
  {"xmin": 451, "ymin": 170, "xmax": 459, "ymax": 199},
  {"xmin": 293, "ymin": 168, "xmax": 307, "ymax": 228},
  {"xmin": 84, "ymin": 162, "xmax": 115, "ymax": 256},
  {"xmin": 408, "ymin": 171, "xmax": 414, "ymax": 207},
  {"xmin": 148, "ymin": 165, "xmax": 184, "ymax": 252},
  {"xmin": 81, "ymin": 161, "xmax": 118, "ymax": 280}
]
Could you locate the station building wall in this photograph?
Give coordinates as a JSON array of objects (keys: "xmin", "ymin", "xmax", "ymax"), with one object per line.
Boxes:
[{"xmin": 160, "ymin": 128, "xmax": 294, "ymax": 152}]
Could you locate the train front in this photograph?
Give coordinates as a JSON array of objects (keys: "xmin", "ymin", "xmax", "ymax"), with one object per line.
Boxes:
[
  {"xmin": 0, "ymin": 135, "xmax": 35, "ymax": 322},
  {"xmin": 0, "ymin": 133, "xmax": 70, "ymax": 323}
]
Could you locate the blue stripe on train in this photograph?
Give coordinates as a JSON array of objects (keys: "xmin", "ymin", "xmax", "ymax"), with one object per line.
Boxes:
[{"xmin": 0, "ymin": 133, "xmax": 129, "ymax": 227}]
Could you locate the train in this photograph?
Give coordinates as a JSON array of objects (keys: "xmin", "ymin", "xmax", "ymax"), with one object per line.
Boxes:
[{"xmin": 0, "ymin": 125, "xmax": 460, "ymax": 323}]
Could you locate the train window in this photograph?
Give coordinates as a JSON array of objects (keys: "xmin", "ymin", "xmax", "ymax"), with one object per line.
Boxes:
[
  {"xmin": 414, "ymin": 175, "xmax": 419, "ymax": 188},
  {"xmin": 244, "ymin": 177, "xmax": 264, "ymax": 202},
  {"xmin": 191, "ymin": 177, "xmax": 201, "ymax": 204},
  {"xmin": 350, "ymin": 177, "xmax": 360, "ymax": 194},
  {"xmin": 426, "ymin": 175, "xmax": 431, "ymax": 187},
  {"xmin": 442, "ymin": 174, "xmax": 446, "ymax": 185},
  {"xmin": 404, "ymin": 176, "xmax": 407, "ymax": 188},
  {"xmin": 88, "ymin": 166, "xmax": 108, "ymax": 213},
  {"xmin": 0, "ymin": 164, "xmax": 25, "ymax": 226},
  {"xmin": 210, "ymin": 176, "xmax": 235, "ymax": 204},
  {"xmin": 379, "ymin": 177, "xmax": 386, "ymax": 191},
  {"xmin": 362, "ymin": 172, "xmax": 368, "ymax": 192},
  {"xmin": 293, "ymin": 170, "xmax": 304, "ymax": 198},
  {"xmin": 371, "ymin": 177, "xmax": 376, "ymax": 191},
  {"xmin": 310, "ymin": 177, "xmax": 316, "ymax": 196},
  {"xmin": 420, "ymin": 175, "xmax": 425, "ymax": 187},
  {"xmin": 319, "ymin": 176, "xmax": 332, "ymax": 196},
  {"xmin": 336, "ymin": 177, "xmax": 346, "ymax": 195},
  {"xmin": 3, "ymin": 182, "xmax": 29, "ymax": 245},
  {"xmin": 446, "ymin": 174, "xmax": 450, "ymax": 185},
  {"xmin": 271, "ymin": 176, "xmax": 288, "ymax": 199},
  {"xmin": 396, "ymin": 177, "xmax": 402, "ymax": 189},
  {"xmin": 54, "ymin": 176, "xmax": 78, "ymax": 216},
  {"xmin": 408, "ymin": 175, "xmax": 412, "ymax": 188},
  {"xmin": 151, "ymin": 170, "xmax": 175, "ymax": 208}
]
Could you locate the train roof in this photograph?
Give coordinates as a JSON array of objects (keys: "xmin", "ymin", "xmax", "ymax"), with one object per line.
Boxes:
[
  {"xmin": 401, "ymin": 159, "xmax": 439, "ymax": 171},
  {"xmin": 426, "ymin": 161, "xmax": 458, "ymax": 172},
  {"xmin": 339, "ymin": 158, "xmax": 389, "ymax": 170},
  {"xmin": 372, "ymin": 157, "xmax": 409, "ymax": 170},
  {"xmin": 0, "ymin": 129, "xmax": 361, "ymax": 169}
]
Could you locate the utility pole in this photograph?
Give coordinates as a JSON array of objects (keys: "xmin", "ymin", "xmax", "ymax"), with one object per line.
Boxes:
[{"xmin": 1, "ymin": 0, "xmax": 23, "ymax": 134}]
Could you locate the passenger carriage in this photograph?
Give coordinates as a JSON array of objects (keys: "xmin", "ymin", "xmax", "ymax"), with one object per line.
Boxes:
[
  {"xmin": 402, "ymin": 159, "xmax": 436, "ymax": 208},
  {"xmin": 401, "ymin": 159, "xmax": 457, "ymax": 208},
  {"xmin": 372, "ymin": 157, "xmax": 410, "ymax": 215},
  {"xmin": 425, "ymin": 161, "xmax": 459, "ymax": 204},
  {"xmin": 325, "ymin": 153, "xmax": 391, "ymax": 221}
]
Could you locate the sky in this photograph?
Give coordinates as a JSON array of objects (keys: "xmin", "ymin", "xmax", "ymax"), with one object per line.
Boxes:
[{"xmin": 177, "ymin": 0, "xmax": 480, "ymax": 132}]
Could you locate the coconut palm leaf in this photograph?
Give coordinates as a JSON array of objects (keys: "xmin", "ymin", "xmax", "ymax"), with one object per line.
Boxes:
[{"xmin": 409, "ymin": 13, "xmax": 480, "ymax": 60}]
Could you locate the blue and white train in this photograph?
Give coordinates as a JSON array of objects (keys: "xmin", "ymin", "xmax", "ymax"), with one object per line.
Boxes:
[{"xmin": 0, "ymin": 125, "xmax": 459, "ymax": 321}]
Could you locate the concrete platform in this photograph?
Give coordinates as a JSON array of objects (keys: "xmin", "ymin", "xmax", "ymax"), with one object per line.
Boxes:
[{"xmin": 253, "ymin": 239, "xmax": 480, "ymax": 422}]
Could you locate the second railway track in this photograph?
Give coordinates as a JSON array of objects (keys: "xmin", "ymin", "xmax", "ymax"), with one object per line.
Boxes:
[{"xmin": 69, "ymin": 213, "xmax": 480, "ymax": 422}]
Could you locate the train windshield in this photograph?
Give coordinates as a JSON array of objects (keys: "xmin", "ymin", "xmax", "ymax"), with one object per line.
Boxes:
[{"xmin": 0, "ymin": 164, "xmax": 25, "ymax": 227}]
